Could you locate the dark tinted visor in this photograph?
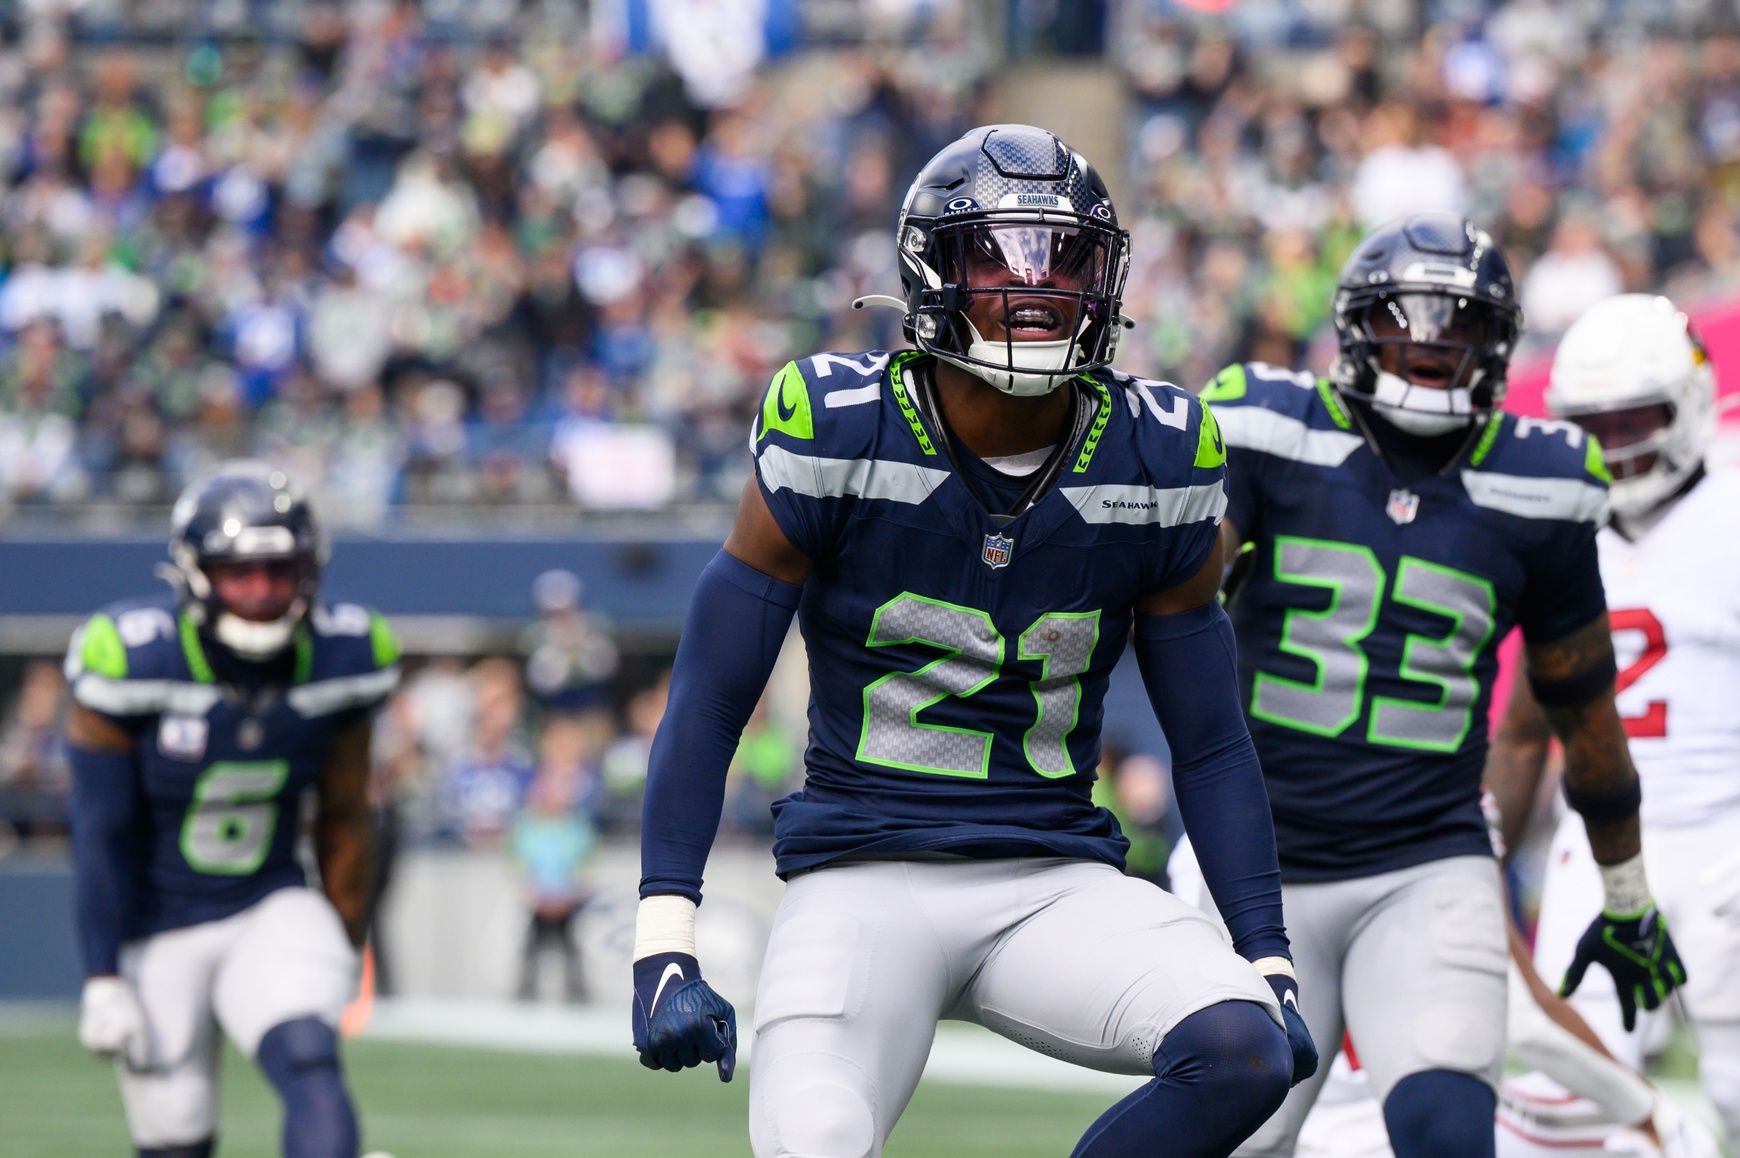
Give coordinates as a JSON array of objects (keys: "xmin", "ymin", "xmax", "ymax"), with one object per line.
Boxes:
[
  {"xmin": 1360, "ymin": 292, "xmax": 1508, "ymax": 347},
  {"xmin": 947, "ymin": 222, "xmax": 1113, "ymax": 291}
]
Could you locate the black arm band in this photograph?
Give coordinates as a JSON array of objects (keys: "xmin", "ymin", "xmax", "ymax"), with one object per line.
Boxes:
[
  {"xmin": 1527, "ymin": 653, "xmax": 1617, "ymax": 707},
  {"xmin": 1562, "ymin": 777, "xmax": 1642, "ymax": 825}
]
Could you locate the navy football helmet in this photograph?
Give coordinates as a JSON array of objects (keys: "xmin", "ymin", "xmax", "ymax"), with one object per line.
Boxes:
[
  {"xmin": 1330, "ymin": 213, "xmax": 1522, "ymax": 435},
  {"xmin": 167, "ymin": 461, "xmax": 327, "ymax": 660},
  {"xmin": 891, "ymin": 124, "xmax": 1130, "ymax": 396}
]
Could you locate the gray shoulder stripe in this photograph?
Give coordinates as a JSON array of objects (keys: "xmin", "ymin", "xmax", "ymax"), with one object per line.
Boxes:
[
  {"xmin": 73, "ymin": 676, "xmax": 222, "ymax": 717},
  {"xmin": 1060, "ymin": 482, "xmax": 1227, "ymax": 527},
  {"xmin": 1214, "ymin": 407, "xmax": 1363, "ymax": 467},
  {"xmin": 823, "ymin": 383, "xmax": 881, "ymax": 409},
  {"xmin": 1461, "ymin": 471, "xmax": 1609, "ymax": 523},
  {"xmin": 756, "ymin": 443, "xmax": 948, "ymax": 505},
  {"xmin": 288, "ymin": 666, "xmax": 402, "ymax": 718}
]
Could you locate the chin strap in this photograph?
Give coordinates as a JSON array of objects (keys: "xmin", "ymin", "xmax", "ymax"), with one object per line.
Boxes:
[{"xmin": 212, "ymin": 608, "xmax": 301, "ymax": 660}]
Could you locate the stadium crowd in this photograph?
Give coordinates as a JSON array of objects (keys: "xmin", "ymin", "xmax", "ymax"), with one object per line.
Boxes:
[{"xmin": 1, "ymin": 1, "xmax": 1739, "ymax": 522}]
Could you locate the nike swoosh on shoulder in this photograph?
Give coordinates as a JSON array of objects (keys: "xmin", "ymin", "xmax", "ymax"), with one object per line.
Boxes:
[
  {"xmin": 777, "ymin": 387, "xmax": 798, "ymax": 422},
  {"xmin": 650, "ymin": 962, "xmax": 685, "ymax": 1016}
]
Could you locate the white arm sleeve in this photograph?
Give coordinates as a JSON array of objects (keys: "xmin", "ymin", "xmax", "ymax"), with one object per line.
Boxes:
[{"xmin": 1506, "ymin": 961, "xmax": 1655, "ymax": 1126}]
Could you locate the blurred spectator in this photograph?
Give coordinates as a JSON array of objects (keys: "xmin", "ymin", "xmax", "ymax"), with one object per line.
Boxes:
[
  {"xmin": 1090, "ymin": 744, "xmax": 1175, "ymax": 887},
  {"xmin": 598, "ymin": 670, "xmax": 670, "ymax": 833},
  {"xmin": 512, "ymin": 762, "xmax": 598, "ymax": 1002},
  {"xmin": 0, "ymin": 660, "xmax": 70, "ymax": 845},
  {"xmin": 521, "ymin": 569, "xmax": 620, "ymax": 758},
  {"xmin": 438, "ymin": 658, "xmax": 534, "ymax": 847},
  {"xmin": 723, "ymin": 698, "xmax": 801, "ymax": 836},
  {"xmin": 3, "ymin": 5, "xmax": 1731, "ymax": 525}
]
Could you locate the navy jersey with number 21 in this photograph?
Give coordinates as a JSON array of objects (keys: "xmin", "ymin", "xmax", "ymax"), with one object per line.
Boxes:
[{"xmin": 753, "ymin": 350, "xmax": 1228, "ymax": 877}]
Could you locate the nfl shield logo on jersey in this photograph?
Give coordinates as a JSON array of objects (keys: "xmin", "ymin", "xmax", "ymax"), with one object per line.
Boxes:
[
  {"xmin": 1386, "ymin": 488, "xmax": 1420, "ymax": 526},
  {"xmin": 981, "ymin": 532, "xmax": 1014, "ymax": 569},
  {"xmin": 159, "ymin": 715, "xmax": 208, "ymax": 761}
]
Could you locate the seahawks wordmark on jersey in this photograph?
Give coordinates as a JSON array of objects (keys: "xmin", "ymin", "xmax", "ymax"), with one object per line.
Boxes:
[
  {"xmin": 752, "ymin": 350, "xmax": 1226, "ymax": 876},
  {"xmin": 1206, "ymin": 361, "xmax": 1610, "ymax": 881},
  {"xmin": 64, "ymin": 597, "xmax": 401, "ymax": 937}
]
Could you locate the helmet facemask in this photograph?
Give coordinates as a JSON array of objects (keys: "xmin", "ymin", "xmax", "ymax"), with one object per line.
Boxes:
[
  {"xmin": 1559, "ymin": 394, "xmax": 1708, "ymax": 520},
  {"xmin": 172, "ymin": 535, "xmax": 320, "ymax": 661},
  {"xmin": 1338, "ymin": 289, "xmax": 1517, "ymax": 436},
  {"xmin": 904, "ymin": 211, "xmax": 1129, "ymax": 397},
  {"xmin": 1547, "ymin": 295, "xmax": 1716, "ymax": 522}
]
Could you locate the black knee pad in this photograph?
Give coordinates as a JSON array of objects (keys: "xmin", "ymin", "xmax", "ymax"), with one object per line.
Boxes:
[
  {"xmin": 1383, "ymin": 1069, "xmax": 1495, "ymax": 1158},
  {"xmin": 259, "ymin": 1016, "xmax": 341, "ymax": 1074},
  {"xmin": 1154, "ymin": 1000, "xmax": 1292, "ymax": 1106},
  {"xmin": 140, "ymin": 1140, "xmax": 215, "ymax": 1158},
  {"xmin": 257, "ymin": 1017, "xmax": 359, "ymax": 1158}
]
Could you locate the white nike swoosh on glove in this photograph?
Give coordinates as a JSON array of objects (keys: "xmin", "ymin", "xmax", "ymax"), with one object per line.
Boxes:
[
  {"xmin": 1283, "ymin": 990, "xmax": 1299, "ymax": 1012},
  {"xmin": 649, "ymin": 962, "xmax": 685, "ymax": 1017}
]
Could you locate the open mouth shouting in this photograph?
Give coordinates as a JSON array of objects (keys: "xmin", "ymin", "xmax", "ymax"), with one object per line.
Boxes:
[{"xmin": 996, "ymin": 300, "xmax": 1069, "ymax": 341}]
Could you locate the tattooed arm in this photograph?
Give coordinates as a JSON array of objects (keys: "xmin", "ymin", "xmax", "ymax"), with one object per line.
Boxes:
[
  {"xmin": 1522, "ymin": 613, "xmax": 1685, "ymax": 1018},
  {"xmin": 1523, "ymin": 614, "xmax": 1640, "ymax": 866}
]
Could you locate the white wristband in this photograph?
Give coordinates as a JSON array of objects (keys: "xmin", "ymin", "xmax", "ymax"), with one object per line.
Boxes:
[
  {"xmin": 634, "ymin": 895, "xmax": 699, "ymax": 960},
  {"xmin": 1252, "ymin": 956, "xmax": 1295, "ymax": 981},
  {"xmin": 1598, "ymin": 854, "xmax": 1653, "ymax": 917}
]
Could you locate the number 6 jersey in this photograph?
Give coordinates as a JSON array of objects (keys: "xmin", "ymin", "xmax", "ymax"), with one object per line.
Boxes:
[
  {"xmin": 1207, "ymin": 362, "xmax": 1611, "ymax": 881},
  {"xmin": 1600, "ymin": 469, "xmax": 1740, "ymax": 829},
  {"xmin": 751, "ymin": 350, "xmax": 1228, "ymax": 878},
  {"xmin": 64, "ymin": 596, "xmax": 401, "ymax": 937}
]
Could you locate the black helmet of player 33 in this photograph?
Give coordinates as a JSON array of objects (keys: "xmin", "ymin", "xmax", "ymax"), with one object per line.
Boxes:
[{"xmin": 1331, "ymin": 212, "xmax": 1522, "ymax": 437}]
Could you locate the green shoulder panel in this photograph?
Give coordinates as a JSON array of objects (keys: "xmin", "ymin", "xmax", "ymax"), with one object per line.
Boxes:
[
  {"xmin": 369, "ymin": 610, "xmax": 403, "ymax": 668},
  {"xmin": 1584, "ymin": 433, "xmax": 1613, "ymax": 484},
  {"xmin": 1200, "ymin": 363, "xmax": 1247, "ymax": 404},
  {"xmin": 758, "ymin": 361, "xmax": 814, "ymax": 442},
  {"xmin": 1195, "ymin": 399, "xmax": 1227, "ymax": 469},
  {"xmin": 76, "ymin": 614, "xmax": 128, "ymax": 679}
]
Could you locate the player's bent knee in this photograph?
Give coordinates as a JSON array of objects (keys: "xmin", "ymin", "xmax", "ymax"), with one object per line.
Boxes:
[
  {"xmin": 139, "ymin": 1140, "xmax": 215, "ymax": 1158},
  {"xmin": 256, "ymin": 1017, "xmax": 358, "ymax": 1158},
  {"xmin": 751, "ymin": 1076, "xmax": 876, "ymax": 1158},
  {"xmin": 1383, "ymin": 1069, "xmax": 1496, "ymax": 1158},
  {"xmin": 1155, "ymin": 1001, "xmax": 1292, "ymax": 1115}
]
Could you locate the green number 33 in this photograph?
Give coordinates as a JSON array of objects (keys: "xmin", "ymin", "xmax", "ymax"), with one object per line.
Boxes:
[{"xmin": 1251, "ymin": 537, "xmax": 1496, "ymax": 752}]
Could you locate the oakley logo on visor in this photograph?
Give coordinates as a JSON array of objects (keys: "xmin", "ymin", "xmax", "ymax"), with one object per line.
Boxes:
[
  {"xmin": 204, "ymin": 525, "xmax": 297, "ymax": 555},
  {"xmin": 1398, "ymin": 262, "xmax": 1478, "ymax": 288}
]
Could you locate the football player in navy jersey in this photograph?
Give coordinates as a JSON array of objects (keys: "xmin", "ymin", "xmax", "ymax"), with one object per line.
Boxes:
[
  {"xmin": 64, "ymin": 462, "xmax": 399, "ymax": 1158},
  {"xmin": 632, "ymin": 123, "xmax": 1315, "ymax": 1158},
  {"xmin": 1199, "ymin": 214, "xmax": 1685, "ymax": 1158}
]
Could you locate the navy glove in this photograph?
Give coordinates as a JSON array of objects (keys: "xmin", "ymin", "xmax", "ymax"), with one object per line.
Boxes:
[
  {"xmin": 1560, "ymin": 904, "xmax": 1687, "ymax": 1032},
  {"xmin": 632, "ymin": 951, "xmax": 737, "ymax": 1081},
  {"xmin": 1263, "ymin": 971, "xmax": 1318, "ymax": 1087}
]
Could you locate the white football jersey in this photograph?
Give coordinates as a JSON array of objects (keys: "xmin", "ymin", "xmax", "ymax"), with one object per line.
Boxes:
[{"xmin": 1598, "ymin": 469, "xmax": 1740, "ymax": 828}]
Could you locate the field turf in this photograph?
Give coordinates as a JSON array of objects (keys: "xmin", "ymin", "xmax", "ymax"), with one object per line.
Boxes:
[{"xmin": 0, "ymin": 1013, "xmax": 1117, "ymax": 1157}]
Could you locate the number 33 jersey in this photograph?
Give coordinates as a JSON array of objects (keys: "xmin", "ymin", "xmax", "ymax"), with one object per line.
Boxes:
[
  {"xmin": 1207, "ymin": 362, "xmax": 1611, "ymax": 881},
  {"xmin": 752, "ymin": 351, "xmax": 1228, "ymax": 878},
  {"xmin": 1599, "ymin": 469, "xmax": 1740, "ymax": 829},
  {"xmin": 64, "ymin": 597, "xmax": 401, "ymax": 937}
]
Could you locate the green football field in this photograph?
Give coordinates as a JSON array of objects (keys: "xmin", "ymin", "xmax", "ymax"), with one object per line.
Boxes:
[{"xmin": 0, "ymin": 1014, "xmax": 1118, "ymax": 1157}]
